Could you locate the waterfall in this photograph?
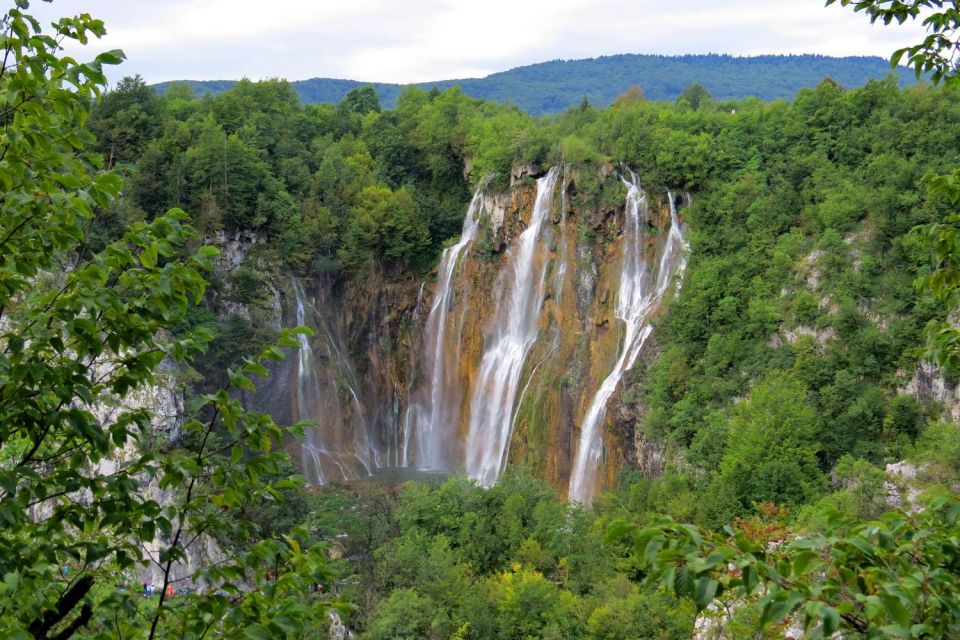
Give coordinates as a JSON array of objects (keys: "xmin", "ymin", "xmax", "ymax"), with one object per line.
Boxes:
[
  {"xmin": 292, "ymin": 278, "xmax": 375, "ymax": 484},
  {"xmin": 293, "ymin": 282, "xmax": 326, "ymax": 484},
  {"xmin": 403, "ymin": 187, "xmax": 486, "ymax": 470},
  {"xmin": 568, "ymin": 173, "xmax": 688, "ymax": 504},
  {"xmin": 553, "ymin": 168, "xmax": 569, "ymax": 305},
  {"xmin": 465, "ymin": 167, "xmax": 560, "ymax": 486}
]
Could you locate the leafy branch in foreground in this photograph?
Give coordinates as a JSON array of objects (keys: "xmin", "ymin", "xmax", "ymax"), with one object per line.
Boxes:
[
  {"xmin": 0, "ymin": 3, "xmax": 337, "ymax": 638},
  {"xmin": 825, "ymin": 0, "xmax": 960, "ymax": 87},
  {"xmin": 608, "ymin": 499, "xmax": 960, "ymax": 638}
]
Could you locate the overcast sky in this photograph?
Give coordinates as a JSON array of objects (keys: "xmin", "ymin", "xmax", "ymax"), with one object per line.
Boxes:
[{"xmin": 29, "ymin": 0, "xmax": 928, "ymax": 86}]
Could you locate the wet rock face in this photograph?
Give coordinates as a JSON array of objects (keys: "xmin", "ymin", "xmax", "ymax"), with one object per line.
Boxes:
[
  {"xmin": 400, "ymin": 168, "xmax": 682, "ymax": 496},
  {"xmin": 613, "ymin": 334, "xmax": 666, "ymax": 479}
]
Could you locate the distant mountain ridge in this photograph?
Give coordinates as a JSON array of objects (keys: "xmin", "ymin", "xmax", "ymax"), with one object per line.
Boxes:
[{"xmin": 153, "ymin": 53, "xmax": 917, "ymax": 115}]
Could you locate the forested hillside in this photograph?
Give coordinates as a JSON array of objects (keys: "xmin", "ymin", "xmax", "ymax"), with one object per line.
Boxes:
[
  {"xmin": 82, "ymin": 70, "xmax": 960, "ymax": 636},
  {"xmin": 153, "ymin": 53, "xmax": 918, "ymax": 115}
]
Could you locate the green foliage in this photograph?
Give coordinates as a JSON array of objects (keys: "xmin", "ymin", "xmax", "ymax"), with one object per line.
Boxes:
[
  {"xmin": 677, "ymin": 82, "xmax": 711, "ymax": 110},
  {"xmin": 914, "ymin": 422, "xmax": 960, "ymax": 475},
  {"xmin": 341, "ymin": 85, "xmax": 382, "ymax": 115},
  {"xmin": 609, "ymin": 497, "xmax": 960, "ymax": 637},
  {"xmin": 0, "ymin": 4, "xmax": 332, "ymax": 638},
  {"xmin": 88, "ymin": 74, "xmax": 161, "ymax": 167},
  {"xmin": 827, "ymin": 0, "xmax": 960, "ymax": 88},
  {"xmin": 365, "ymin": 588, "xmax": 436, "ymax": 640},
  {"xmin": 310, "ymin": 473, "xmax": 693, "ymax": 639},
  {"xmin": 52, "ymin": 1, "xmax": 960, "ymax": 636},
  {"xmin": 339, "ymin": 185, "xmax": 431, "ymax": 273},
  {"xmin": 821, "ymin": 455, "xmax": 890, "ymax": 520},
  {"xmin": 713, "ymin": 374, "xmax": 826, "ymax": 519}
]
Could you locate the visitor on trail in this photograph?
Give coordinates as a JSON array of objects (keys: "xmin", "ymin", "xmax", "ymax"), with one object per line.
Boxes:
[{"xmin": 166, "ymin": 584, "xmax": 174, "ymax": 598}]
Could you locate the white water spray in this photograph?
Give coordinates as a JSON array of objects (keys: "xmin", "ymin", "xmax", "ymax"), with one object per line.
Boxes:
[
  {"xmin": 465, "ymin": 168, "xmax": 560, "ymax": 486},
  {"xmin": 293, "ymin": 278, "xmax": 375, "ymax": 484}
]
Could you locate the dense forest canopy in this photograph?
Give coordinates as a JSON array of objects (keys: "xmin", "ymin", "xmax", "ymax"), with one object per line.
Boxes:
[{"xmin": 153, "ymin": 53, "xmax": 919, "ymax": 115}]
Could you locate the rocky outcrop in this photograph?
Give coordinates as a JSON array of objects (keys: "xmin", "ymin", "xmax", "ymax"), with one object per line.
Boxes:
[
  {"xmin": 510, "ymin": 162, "xmax": 544, "ymax": 186},
  {"xmin": 884, "ymin": 461, "xmax": 924, "ymax": 512},
  {"xmin": 41, "ymin": 351, "xmax": 229, "ymax": 590},
  {"xmin": 902, "ymin": 361, "xmax": 960, "ymax": 423}
]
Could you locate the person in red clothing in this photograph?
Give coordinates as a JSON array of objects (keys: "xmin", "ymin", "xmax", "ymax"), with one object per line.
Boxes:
[{"xmin": 166, "ymin": 584, "xmax": 174, "ymax": 598}]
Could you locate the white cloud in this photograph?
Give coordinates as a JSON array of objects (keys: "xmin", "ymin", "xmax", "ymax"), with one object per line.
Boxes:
[{"xmin": 28, "ymin": 0, "xmax": 931, "ymax": 85}]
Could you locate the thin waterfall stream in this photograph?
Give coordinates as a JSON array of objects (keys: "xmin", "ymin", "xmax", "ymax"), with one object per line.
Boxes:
[
  {"xmin": 403, "ymin": 187, "xmax": 487, "ymax": 470},
  {"xmin": 568, "ymin": 173, "xmax": 688, "ymax": 504}
]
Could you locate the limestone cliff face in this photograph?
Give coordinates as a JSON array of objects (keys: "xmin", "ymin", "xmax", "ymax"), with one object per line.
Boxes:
[
  {"xmin": 399, "ymin": 164, "xmax": 679, "ymax": 496},
  {"xmin": 902, "ymin": 361, "xmax": 960, "ymax": 423},
  {"xmin": 239, "ymin": 163, "xmax": 683, "ymax": 497},
  {"xmin": 493, "ymin": 167, "xmax": 678, "ymax": 495}
]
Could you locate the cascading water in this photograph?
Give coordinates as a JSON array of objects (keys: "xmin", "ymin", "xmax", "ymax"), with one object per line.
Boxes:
[
  {"xmin": 292, "ymin": 278, "xmax": 375, "ymax": 484},
  {"xmin": 403, "ymin": 187, "xmax": 486, "ymax": 470},
  {"xmin": 465, "ymin": 167, "xmax": 560, "ymax": 486},
  {"xmin": 568, "ymin": 172, "xmax": 688, "ymax": 504},
  {"xmin": 553, "ymin": 168, "xmax": 569, "ymax": 305}
]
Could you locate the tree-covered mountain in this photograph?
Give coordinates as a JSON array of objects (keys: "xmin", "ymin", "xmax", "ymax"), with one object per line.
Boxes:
[{"xmin": 153, "ymin": 53, "xmax": 918, "ymax": 115}]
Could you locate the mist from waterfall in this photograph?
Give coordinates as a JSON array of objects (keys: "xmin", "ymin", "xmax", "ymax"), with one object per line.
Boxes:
[
  {"xmin": 465, "ymin": 168, "xmax": 560, "ymax": 486},
  {"xmin": 403, "ymin": 187, "xmax": 486, "ymax": 470},
  {"xmin": 568, "ymin": 174, "xmax": 688, "ymax": 504},
  {"xmin": 292, "ymin": 278, "xmax": 376, "ymax": 484}
]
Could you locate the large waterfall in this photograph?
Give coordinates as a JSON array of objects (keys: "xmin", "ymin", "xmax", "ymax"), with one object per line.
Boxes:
[
  {"xmin": 285, "ymin": 165, "xmax": 689, "ymax": 497},
  {"xmin": 568, "ymin": 174, "xmax": 688, "ymax": 504},
  {"xmin": 465, "ymin": 168, "xmax": 560, "ymax": 486},
  {"xmin": 293, "ymin": 278, "xmax": 376, "ymax": 484},
  {"xmin": 403, "ymin": 188, "xmax": 486, "ymax": 470}
]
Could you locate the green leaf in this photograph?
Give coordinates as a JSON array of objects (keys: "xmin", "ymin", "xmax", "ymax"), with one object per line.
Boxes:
[
  {"xmin": 141, "ymin": 241, "xmax": 158, "ymax": 269},
  {"xmin": 881, "ymin": 593, "xmax": 912, "ymax": 627},
  {"xmin": 878, "ymin": 625, "xmax": 912, "ymax": 639},
  {"xmin": 94, "ymin": 49, "xmax": 125, "ymax": 64},
  {"xmin": 792, "ymin": 550, "xmax": 820, "ymax": 576},
  {"xmin": 761, "ymin": 591, "xmax": 804, "ymax": 628},
  {"xmin": 673, "ymin": 566, "xmax": 694, "ymax": 598},
  {"xmin": 243, "ymin": 624, "xmax": 274, "ymax": 640},
  {"xmin": 605, "ymin": 519, "xmax": 637, "ymax": 544},
  {"xmin": 694, "ymin": 576, "xmax": 719, "ymax": 611},
  {"xmin": 821, "ymin": 606, "xmax": 841, "ymax": 636}
]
